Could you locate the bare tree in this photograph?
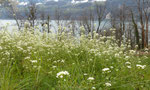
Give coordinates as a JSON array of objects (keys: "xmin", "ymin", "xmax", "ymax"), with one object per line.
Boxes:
[
  {"xmin": 54, "ymin": 7, "xmax": 62, "ymax": 35},
  {"xmin": 128, "ymin": 6, "xmax": 140, "ymax": 49},
  {"xmin": 134, "ymin": 0, "xmax": 150, "ymax": 48},
  {"xmin": 69, "ymin": 19, "xmax": 77, "ymax": 36},
  {"xmin": 26, "ymin": 0, "xmax": 37, "ymax": 28},
  {"xmin": 4, "ymin": 0, "xmax": 22, "ymax": 30},
  {"xmin": 142, "ymin": 0, "xmax": 150, "ymax": 47},
  {"xmin": 110, "ymin": 3, "xmax": 128, "ymax": 47},
  {"xmin": 79, "ymin": 7, "xmax": 95, "ymax": 38},
  {"xmin": 47, "ymin": 15, "xmax": 51, "ymax": 33},
  {"xmin": 95, "ymin": 2, "xmax": 106, "ymax": 35},
  {"xmin": 40, "ymin": 9, "xmax": 51, "ymax": 33},
  {"xmin": 40, "ymin": 9, "xmax": 46, "ymax": 32},
  {"xmin": 118, "ymin": 4, "xmax": 128, "ymax": 47},
  {"xmin": 54, "ymin": 7, "xmax": 61, "ymax": 27}
]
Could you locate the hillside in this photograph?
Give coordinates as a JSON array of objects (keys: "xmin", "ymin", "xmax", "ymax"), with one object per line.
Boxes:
[{"xmin": 0, "ymin": 0, "xmax": 134, "ymax": 19}]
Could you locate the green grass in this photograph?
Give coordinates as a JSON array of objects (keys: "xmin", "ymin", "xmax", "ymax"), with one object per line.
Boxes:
[{"xmin": 0, "ymin": 29, "xmax": 150, "ymax": 90}]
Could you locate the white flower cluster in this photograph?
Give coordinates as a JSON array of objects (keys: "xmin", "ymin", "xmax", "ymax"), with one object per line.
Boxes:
[
  {"xmin": 115, "ymin": 53, "xmax": 120, "ymax": 57},
  {"xmin": 136, "ymin": 64, "xmax": 146, "ymax": 69},
  {"xmin": 105, "ymin": 82, "xmax": 111, "ymax": 87},
  {"xmin": 129, "ymin": 50, "xmax": 136, "ymax": 54},
  {"xmin": 125, "ymin": 62, "xmax": 132, "ymax": 69},
  {"xmin": 92, "ymin": 87, "xmax": 96, "ymax": 89},
  {"xmin": 56, "ymin": 71, "xmax": 70, "ymax": 78},
  {"xmin": 87, "ymin": 77, "xmax": 94, "ymax": 81},
  {"xmin": 30, "ymin": 60, "xmax": 38, "ymax": 63},
  {"xmin": 102, "ymin": 68, "xmax": 111, "ymax": 73}
]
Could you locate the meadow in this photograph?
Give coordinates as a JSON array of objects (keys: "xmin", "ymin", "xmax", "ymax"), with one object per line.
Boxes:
[{"xmin": 0, "ymin": 27, "xmax": 150, "ymax": 90}]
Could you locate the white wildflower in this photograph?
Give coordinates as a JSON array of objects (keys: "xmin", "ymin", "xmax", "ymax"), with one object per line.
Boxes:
[
  {"xmin": 115, "ymin": 53, "xmax": 119, "ymax": 57},
  {"xmin": 33, "ymin": 65, "xmax": 37, "ymax": 68},
  {"xmin": 125, "ymin": 56, "xmax": 130, "ymax": 59},
  {"xmin": 135, "ymin": 45, "xmax": 138, "ymax": 49},
  {"xmin": 56, "ymin": 71, "xmax": 70, "ymax": 78},
  {"xmin": 102, "ymin": 68, "xmax": 111, "ymax": 73},
  {"xmin": 125, "ymin": 62, "xmax": 131, "ymax": 65},
  {"xmin": 127, "ymin": 66, "xmax": 132, "ymax": 69},
  {"xmin": 145, "ymin": 48, "xmax": 149, "ymax": 51},
  {"xmin": 145, "ymin": 51, "xmax": 148, "ymax": 54},
  {"xmin": 52, "ymin": 66, "xmax": 57, "ymax": 69},
  {"xmin": 129, "ymin": 50, "xmax": 136, "ymax": 54},
  {"xmin": 24, "ymin": 56, "xmax": 30, "ymax": 60},
  {"xmin": 84, "ymin": 73, "xmax": 88, "ymax": 76},
  {"xmin": 143, "ymin": 56, "xmax": 148, "ymax": 59},
  {"xmin": 92, "ymin": 87, "xmax": 96, "ymax": 89},
  {"xmin": 87, "ymin": 77, "xmax": 94, "ymax": 81},
  {"xmin": 138, "ymin": 61, "xmax": 141, "ymax": 63},
  {"xmin": 136, "ymin": 64, "xmax": 146, "ymax": 69},
  {"xmin": 105, "ymin": 82, "xmax": 111, "ymax": 87},
  {"xmin": 0, "ymin": 46, "xmax": 2, "ymax": 50},
  {"xmin": 53, "ymin": 61, "xmax": 57, "ymax": 63},
  {"xmin": 60, "ymin": 75, "xmax": 63, "ymax": 78},
  {"xmin": 110, "ymin": 66, "xmax": 114, "ymax": 69},
  {"xmin": 61, "ymin": 60, "xmax": 65, "ymax": 63},
  {"xmin": 30, "ymin": 60, "xmax": 37, "ymax": 63},
  {"xmin": 89, "ymin": 59, "xmax": 93, "ymax": 61}
]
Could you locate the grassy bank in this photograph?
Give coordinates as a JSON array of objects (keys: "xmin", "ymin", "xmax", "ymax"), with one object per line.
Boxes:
[{"xmin": 0, "ymin": 29, "xmax": 150, "ymax": 90}]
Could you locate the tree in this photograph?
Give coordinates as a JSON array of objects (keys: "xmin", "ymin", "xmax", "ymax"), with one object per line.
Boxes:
[
  {"xmin": 4, "ymin": 0, "xmax": 22, "ymax": 30},
  {"xmin": 109, "ymin": 3, "xmax": 127, "ymax": 47},
  {"xmin": 54, "ymin": 7, "xmax": 61, "ymax": 35},
  {"xmin": 47, "ymin": 15, "xmax": 51, "ymax": 33},
  {"xmin": 0, "ymin": 0, "xmax": 5, "ymax": 18},
  {"xmin": 26, "ymin": 0, "xmax": 37, "ymax": 27},
  {"xmin": 95, "ymin": 2, "xmax": 106, "ymax": 35},
  {"xmin": 142, "ymin": 0, "xmax": 150, "ymax": 47},
  {"xmin": 134, "ymin": 0, "xmax": 150, "ymax": 48},
  {"xmin": 78, "ymin": 7, "xmax": 95, "ymax": 38},
  {"xmin": 130, "ymin": 9, "xmax": 140, "ymax": 49}
]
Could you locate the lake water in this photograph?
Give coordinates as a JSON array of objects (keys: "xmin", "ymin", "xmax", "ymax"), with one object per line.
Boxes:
[
  {"xmin": 1, "ymin": 19, "xmax": 150, "ymax": 34},
  {"xmin": 0, "ymin": 20, "xmax": 54, "ymax": 33},
  {"xmin": 0, "ymin": 19, "xmax": 111, "ymax": 32}
]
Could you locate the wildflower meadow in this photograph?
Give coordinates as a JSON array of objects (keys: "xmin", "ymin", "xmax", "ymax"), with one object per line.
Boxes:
[{"xmin": 0, "ymin": 27, "xmax": 150, "ymax": 90}]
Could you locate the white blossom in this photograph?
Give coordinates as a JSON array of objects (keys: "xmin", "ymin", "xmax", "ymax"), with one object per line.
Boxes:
[
  {"xmin": 127, "ymin": 66, "xmax": 132, "ymax": 69},
  {"xmin": 87, "ymin": 77, "xmax": 94, "ymax": 81},
  {"xmin": 105, "ymin": 82, "xmax": 111, "ymax": 87},
  {"xmin": 136, "ymin": 64, "xmax": 146, "ymax": 69},
  {"xmin": 92, "ymin": 87, "xmax": 96, "ymax": 89},
  {"xmin": 125, "ymin": 62, "xmax": 131, "ymax": 65},
  {"xmin": 56, "ymin": 71, "xmax": 70, "ymax": 78},
  {"xmin": 30, "ymin": 60, "xmax": 37, "ymax": 63},
  {"xmin": 102, "ymin": 68, "xmax": 111, "ymax": 73}
]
